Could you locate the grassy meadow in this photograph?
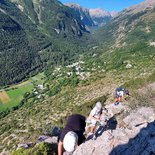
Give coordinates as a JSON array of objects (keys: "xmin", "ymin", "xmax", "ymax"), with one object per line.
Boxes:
[{"xmin": 0, "ymin": 73, "xmax": 45, "ymax": 112}]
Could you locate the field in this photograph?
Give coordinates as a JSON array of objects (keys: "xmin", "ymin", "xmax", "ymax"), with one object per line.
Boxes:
[
  {"xmin": 0, "ymin": 84, "xmax": 33, "ymax": 112},
  {"xmin": 0, "ymin": 91, "xmax": 10, "ymax": 103},
  {"xmin": 0, "ymin": 73, "xmax": 45, "ymax": 112}
]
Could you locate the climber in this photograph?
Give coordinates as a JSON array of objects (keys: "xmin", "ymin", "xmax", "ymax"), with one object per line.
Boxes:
[
  {"xmin": 114, "ymin": 87, "xmax": 129, "ymax": 105},
  {"xmin": 86, "ymin": 102, "xmax": 103, "ymax": 137},
  {"xmin": 100, "ymin": 107, "xmax": 110, "ymax": 125},
  {"xmin": 58, "ymin": 114, "xmax": 86, "ymax": 155}
]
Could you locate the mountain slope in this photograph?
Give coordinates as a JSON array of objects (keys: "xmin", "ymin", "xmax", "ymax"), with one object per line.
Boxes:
[
  {"xmin": 65, "ymin": 3, "xmax": 95, "ymax": 27},
  {"xmin": 9, "ymin": 0, "xmax": 88, "ymax": 38},
  {"xmin": 95, "ymin": 0, "xmax": 155, "ymax": 47},
  {"xmin": 89, "ymin": 0, "xmax": 155, "ymax": 89},
  {"xmin": 0, "ymin": 0, "xmax": 90, "ymax": 86},
  {"xmin": 0, "ymin": 0, "xmax": 49, "ymax": 86}
]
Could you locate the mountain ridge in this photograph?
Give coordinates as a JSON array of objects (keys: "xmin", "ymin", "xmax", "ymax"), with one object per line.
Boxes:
[
  {"xmin": 65, "ymin": 3, "xmax": 118, "ymax": 27},
  {"xmin": 89, "ymin": 8, "xmax": 117, "ymax": 18},
  {"xmin": 94, "ymin": 0, "xmax": 155, "ymax": 48}
]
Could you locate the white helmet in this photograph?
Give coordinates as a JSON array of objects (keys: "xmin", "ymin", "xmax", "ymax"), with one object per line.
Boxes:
[
  {"xmin": 95, "ymin": 101, "xmax": 102, "ymax": 110},
  {"xmin": 63, "ymin": 131, "xmax": 78, "ymax": 153}
]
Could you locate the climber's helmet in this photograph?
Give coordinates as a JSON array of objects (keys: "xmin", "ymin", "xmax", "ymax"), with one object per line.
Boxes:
[
  {"xmin": 63, "ymin": 131, "xmax": 78, "ymax": 153},
  {"xmin": 95, "ymin": 101, "xmax": 102, "ymax": 111}
]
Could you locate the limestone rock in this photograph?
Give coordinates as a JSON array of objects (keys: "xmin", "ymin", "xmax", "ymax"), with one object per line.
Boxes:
[
  {"xmin": 0, "ymin": 151, "xmax": 10, "ymax": 155},
  {"xmin": 105, "ymin": 102, "xmax": 128, "ymax": 117},
  {"xmin": 38, "ymin": 135, "xmax": 58, "ymax": 144},
  {"xmin": 73, "ymin": 107, "xmax": 155, "ymax": 155},
  {"xmin": 125, "ymin": 63, "xmax": 132, "ymax": 69}
]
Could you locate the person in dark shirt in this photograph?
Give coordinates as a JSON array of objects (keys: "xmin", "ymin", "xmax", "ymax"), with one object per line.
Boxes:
[{"xmin": 58, "ymin": 114, "xmax": 86, "ymax": 155}]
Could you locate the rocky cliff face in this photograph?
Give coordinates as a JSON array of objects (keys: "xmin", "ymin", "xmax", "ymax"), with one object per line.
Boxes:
[
  {"xmin": 65, "ymin": 3, "xmax": 118, "ymax": 28},
  {"xmin": 89, "ymin": 8, "xmax": 117, "ymax": 27},
  {"xmin": 4, "ymin": 102, "xmax": 155, "ymax": 155},
  {"xmin": 66, "ymin": 3, "xmax": 95, "ymax": 27},
  {"xmin": 73, "ymin": 106, "xmax": 155, "ymax": 155},
  {"xmin": 9, "ymin": 0, "xmax": 88, "ymax": 37}
]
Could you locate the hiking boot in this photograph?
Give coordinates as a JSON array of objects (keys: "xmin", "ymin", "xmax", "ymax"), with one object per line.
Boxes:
[
  {"xmin": 86, "ymin": 132, "xmax": 94, "ymax": 140},
  {"xmin": 87, "ymin": 132, "xmax": 94, "ymax": 137},
  {"xmin": 114, "ymin": 102, "xmax": 119, "ymax": 106},
  {"xmin": 92, "ymin": 135, "xmax": 97, "ymax": 140}
]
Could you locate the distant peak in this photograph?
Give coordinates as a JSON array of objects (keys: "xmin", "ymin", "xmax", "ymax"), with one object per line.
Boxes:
[
  {"xmin": 65, "ymin": 2, "xmax": 82, "ymax": 9},
  {"xmin": 110, "ymin": 11, "xmax": 118, "ymax": 17},
  {"xmin": 65, "ymin": 3, "xmax": 89, "ymax": 12},
  {"xmin": 65, "ymin": 2, "xmax": 80, "ymax": 7},
  {"xmin": 89, "ymin": 8, "xmax": 111, "ymax": 17}
]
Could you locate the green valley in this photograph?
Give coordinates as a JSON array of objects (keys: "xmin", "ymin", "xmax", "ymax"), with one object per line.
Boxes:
[
  {"xmin": 0, "ymin": 0, "xmax": 92, "ymax": 87},
  {"xmin": 1, "ymin": 0, "xmax": 155, "ymax": 154}
]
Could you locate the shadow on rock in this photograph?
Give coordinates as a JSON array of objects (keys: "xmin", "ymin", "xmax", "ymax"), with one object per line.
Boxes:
[
  {"xmin": 87, "ymin": 117, "xmax": 117, "ymax": 140},
  {"xmin": 106, "ymin": 116, "xmax": 118, "ymax": 130},
  {"xmin": 110, "ymin": 121, "xmax": 155, "ymax": 155},
  {"xmin": 94, "ymin": 116, "xmax": 118, "ymax": 140}
]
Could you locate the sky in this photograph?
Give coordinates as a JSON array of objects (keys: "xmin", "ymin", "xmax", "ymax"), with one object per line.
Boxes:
[{"xmin": 59, "ymin": 0, "xmax": 145, "ymax": 11}]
